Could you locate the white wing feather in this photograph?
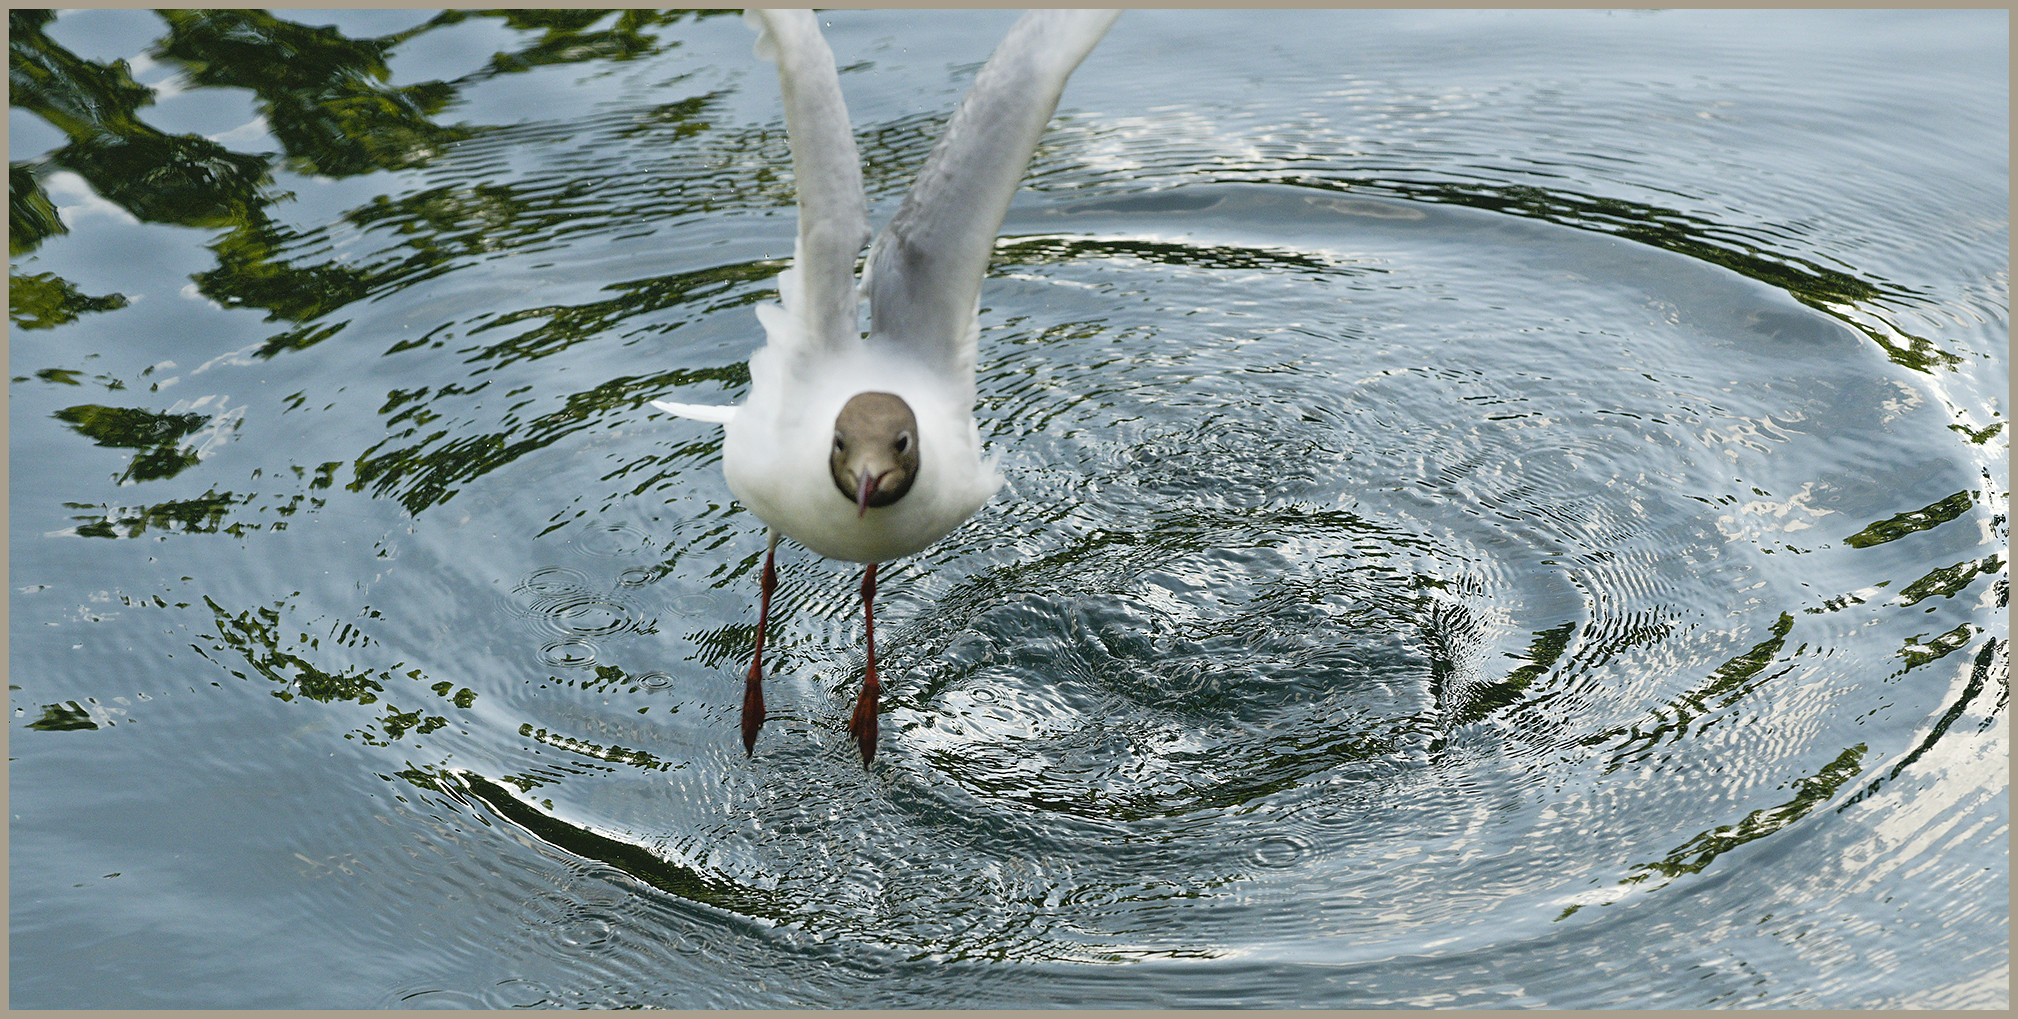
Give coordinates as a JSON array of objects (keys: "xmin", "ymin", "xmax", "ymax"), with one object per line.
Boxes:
[
  {"xmin": 653, "ymin": 12, "xmax": 874, "ymax": 430},
  {"xmin": 746, "ymin": 10, "xmax": 872, "ymax": 359},
  {"xmin": 863, "ymin": 10, "xmax": 1119, "ymax": 375}
]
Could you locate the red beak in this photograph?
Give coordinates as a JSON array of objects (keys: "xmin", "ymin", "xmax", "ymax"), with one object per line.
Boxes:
[{"xmin": 856, "ymin": 470, "xmax": 878, "ymax": 518}]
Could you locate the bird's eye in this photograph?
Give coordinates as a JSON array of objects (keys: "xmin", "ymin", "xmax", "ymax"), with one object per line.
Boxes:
[
  {"xmin": 833, "ymin": 434, "xmax": 845, "ymax": 452},
  {"xmin": 895, "ymin": 431, "xmax": 912, "ymax": 454}
]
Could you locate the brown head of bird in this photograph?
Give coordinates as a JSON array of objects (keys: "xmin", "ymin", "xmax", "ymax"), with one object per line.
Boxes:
[{"xmin": 830, "ymin": 391, "xmax": 920, "ymax": 517}]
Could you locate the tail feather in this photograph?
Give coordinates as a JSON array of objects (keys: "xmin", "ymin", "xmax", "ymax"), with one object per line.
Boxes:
[{"xmin": 651, "ymin": 399, "xmax": 737, "ymax": 424}]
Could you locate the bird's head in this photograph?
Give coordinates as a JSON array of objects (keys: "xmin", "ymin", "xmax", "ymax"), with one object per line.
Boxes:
[{"xmin": 830, "ymin": 392, "xmax": 919, "ymax": 517}]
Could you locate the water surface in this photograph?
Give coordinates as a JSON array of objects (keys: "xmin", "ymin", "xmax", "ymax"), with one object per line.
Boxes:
[{"xmin": 8, "ymin": 8, "xmax": 2007, "ymax": 1008}]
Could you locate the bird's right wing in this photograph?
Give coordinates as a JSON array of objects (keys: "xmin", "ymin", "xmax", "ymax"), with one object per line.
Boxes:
[
  {"xmin": 863, "ymin": 10, "xmax": 1119, "ymax": 377},
  {"xmin": 747, "ymin": 9, "xmax": 873, "ymax": 357}
]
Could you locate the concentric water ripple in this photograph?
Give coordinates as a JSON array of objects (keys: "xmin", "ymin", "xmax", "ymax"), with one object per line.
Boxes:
[{"xmin": 437, "ymin": 176, "xmax": 2002, "ymax": 998}]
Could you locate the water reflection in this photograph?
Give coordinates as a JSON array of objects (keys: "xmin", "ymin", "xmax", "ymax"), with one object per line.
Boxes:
[
  {"xmin": 8, "ymin": 8, "xmax": 2005, "ymax": 1009},
  {"xmin": 8, "ymin": 6, "xmax": 1954, "ymax": 385},
  {"xmin": 9, "ymin": 269, "xmax": 129, "ymax": 328},
  {"xmin": 10, "ymin": 160, "xmax": 66, "ymax": 253},
  {"xmin": 11, "ymin": 12, "xmax": 271, "ymax": 232},
  {"xmin": 10, "ymin": 8, "xmax": 756, "ymax": 539},
  {"xmin": 153, "ymin": 9, "xmax": 469, "ymax": 179},
  {"xmin": 9, "ymin": 8, "xmax": 731, "ymax": 328}
]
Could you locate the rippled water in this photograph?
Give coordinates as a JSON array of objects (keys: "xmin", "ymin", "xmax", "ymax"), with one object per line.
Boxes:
[{"xmin": 9, "ymin": 8, "xmax": 2007, "ymax": 1009}]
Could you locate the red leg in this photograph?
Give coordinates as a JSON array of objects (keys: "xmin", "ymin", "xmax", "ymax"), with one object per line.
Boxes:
[
  {"xmin": 847, "ymin": 562, "xmax": 881, "ymax": 769},
  {"xmin": 742, "ymin": 531, "xmax": 779, "ymax": 756}
]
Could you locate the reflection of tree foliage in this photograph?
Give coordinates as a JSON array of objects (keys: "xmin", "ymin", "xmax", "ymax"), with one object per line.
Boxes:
[
  {"xmin": 62, "ymin": 462, "xmax": 341, "ymax": 538},
  {"xmin": 1289, "ymin": 174, "xmax": 1957, "ymax": 374},
  {"xmin": 344, "ymin": 263, "xmax": 761, "ymax": 515},
  {"xmin": 190, "ymin": 593, "xmax": 479, "ymax": 746},
  {"xmin": 10, "ymin": 162, "xmax": 65, "ymax": 254},
  {"xmin": 186, "ymin": 102, "xmax": 746, "ymax": 341},
  {"xmin": 66, "ymin": 489, "xmax": 240, "ymax": 539},
  {"xmin": 196, "ymin": 215, "xmax": 376, "ymax": 336},
  {"xmin": 442, "ymin": 8, "xmax": 707, "ymax": 75},
  {"xmin": 1895, "ymin": 555, "xmax": 2005, "ymax": 608},
  {"xmin": 153, "ymin": 8, "xmax": 467, "ymax": 179},
  {"xmin": 464, "ymin": 261, "xmax": 776, "ymax": 372},
  {"xmin": 418, "ymin": 766, "xmax": 784, "ymax": 915},
  {"xmin": 9, "ymin": 7, "xmax": 734, "ymax": 341},
  {"xmin": 150, "ymin": 8, "xmax": 717, "ymax": 181},
  {"xmin": 52, "ymin": 128, "xmax": 274, "ymax": 228},
  {"xmin": 1625, "ymin": 741, "xmax": 1867, "ymax": 884},
  {"xmin": 519, "ymin": 723, "xmax": 672, "ymax": 772},
  {"xmin": 1331, "ymin": 176, "xmax": 1893, "ymax": 304},
  {"xmin": 1898, "ymin": 622, "xmax": 1981, "ymax": 671},
  {"xmin": 1000, "ymin": 234, "xmax": 1365, "ymax": 278},
  {"xmin": 1598, "ymin": 612, "xmax": 1795, "ymax": 772},
  {"xmin": 1445, "ymin": 619, "xmax": 1577, "ymax": 729},
  {"xmin": 11, "ymin": 9, "xmax": 273, "ymax": 229},
  {"xmin": 1950, "ymin": 420, "xmax": 2005, "ymax": 446},
  {"xmin": 25, "ymin": 700, "xmax": 99, "ymax": 731},
  {"xmin": 348, "ymin": 368, "xmax": 702, "ymax": 515},
  {"xmin": 1841, "ymin": 637, "xmax": 2005, "ymax": 808},
  {"xmin": 8, "ymin": 270, "xmax": 128, "ymax": 329},
  {"xmin": 8, "ymin": 10, "xmax": 153, "ymax": 139},
  {"xmin": 15, "ymin": 367, "xmax": 121, "ymax": 389},
  {"xmin": 52, "ymin": 404, "xmax": 211, "ymax": 483},
  {"xmin": 1551, "ymin": 614, "xmax": 1994, "ymax": 904},
  {"xmin": 1842, "ymin": 490, "xmax": 1974, "ymax": 549}
]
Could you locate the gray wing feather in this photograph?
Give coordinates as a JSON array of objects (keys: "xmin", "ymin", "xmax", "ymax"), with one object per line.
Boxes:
[
  {"xmin": 864, "ymin": 10, "xmax": 1119, "ymax": 374},
  {"xmin": 747, "ymin": 10, "xmax": 872, "ymax": 351}
]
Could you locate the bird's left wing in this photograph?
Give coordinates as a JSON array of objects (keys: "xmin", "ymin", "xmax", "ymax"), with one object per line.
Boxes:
[{"xmin": 863, "ymin": 10, "xmax": 1119, "ymax": 376}]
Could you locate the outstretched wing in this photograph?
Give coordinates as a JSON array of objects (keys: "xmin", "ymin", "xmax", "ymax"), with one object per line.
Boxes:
[
  {"xmin": 863, "ymin": 10, "xmax": 1119, "ymax": 376},
  {"xmin": 747, "ymin": 9, "xmax": 873, "ymax": 356},
  {"xmin": 658, "ymin": 11, "xmax": 871, "ymax": 424}
]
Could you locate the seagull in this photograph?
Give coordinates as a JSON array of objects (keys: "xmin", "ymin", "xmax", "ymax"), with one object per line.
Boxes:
[{"xmin": 653, "ymin": 9, "xmax": 1119, "ymax": 767}]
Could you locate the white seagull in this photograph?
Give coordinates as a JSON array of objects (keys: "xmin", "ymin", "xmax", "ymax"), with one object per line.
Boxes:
[{"xmin": 653, "ymin": 9, "xmax": 1119, "ymax": 767}]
